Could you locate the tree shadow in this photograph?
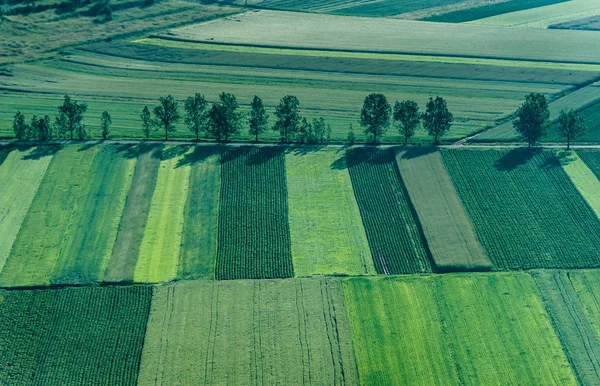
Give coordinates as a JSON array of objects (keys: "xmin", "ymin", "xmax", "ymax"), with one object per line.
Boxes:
[
  {"xmin": 494, "ymin": 148, "xmax": 540, "ymax": 172},
  {"xmin": 400, "ymin": 146, "xmax": 438, "ymax": 160},
  {"xmin": 247, "ymin": 146, "xmax": 285, "ymax": 166},
  {"xmin": 176, "ymin": 146, "xmax": 218, "ymax": 168},
  {"xmin": 552, "ymin": 150, "xmax": 576, "ymax": 168},
  {"xmin": 22, "ymin": 144, "xmax": 62, "ymax": 160},
  {"xmin": 287, "ymin": 145, "xmax": 326, "ymax": 156},
  {"xmin": 114, "ymin": 143, "xmax": 162, "ymax": 159},
  {"xmin": 162, "ymin": 145, "xmax": 190, "ymax": 161},
  {"xmin": 345, "ymin": 147, "xmax": 392, "ymax": 169},
  {"xmin": 77, "ymin": 141, "xmax": 101, "ymax": 152}
]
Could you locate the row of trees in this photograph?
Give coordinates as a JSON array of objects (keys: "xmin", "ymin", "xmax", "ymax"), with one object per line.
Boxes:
[
  {"xmin": 513, "ymin": 93, "xmax": 586, "ymax": 149},
  {"xmin": 358, "ymin": 93, "xmax": 453, "ymax": 144}
]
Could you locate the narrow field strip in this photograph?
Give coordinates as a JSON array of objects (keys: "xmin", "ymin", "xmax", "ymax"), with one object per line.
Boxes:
[
  {"xmin": 50, "ymin": 145, "xmax": 136, "ymax": 284},
  {"xmin": 347, "ymin": 148, "xmax": 431, "ymax": 274},
  {"xmin": 178, "ymin": 147, "xmax": 221, "ymax": 280},
  {"xmin": 134, "ymin": 146, "xmax": 191, "ymax": 283},
  {"xmin": 344, "ymin": 274, "xmax": 577, "ymax": 385},
  {"xmin": 576, "ymin": 150, "xmax": 600, "ymax": 181},
  {"xmin": 138, "ymin": 278, "xmax": 358, "ymax": 385},
  {"xmin": 0, "ymin": 286, "xmax": 151, "ymax": 385},
  {"xmin": 0, "ymin": 147, "xmax": 53, "ymax": 273},
  {"xmin": 286, "ymin": 149, "xmax": 374, "ymax": 276},
  {"xmin": 395, "ymin": 148, "xmax": 491, "ymax": 271},
  {"xmin": 0, "ymin": 145, "xmax": 99, "ymax": 287},
  {"xmin": 216, "ymin": 147, "xmax": 293, "ymax": 280},
  {"xmin": 557, "ymin": 150, "xmax": 600, "ymax": 218},
  {"xmin": 104, "ymin": 144, "xmax": 162, "ymax": 283},
  {"xmin": 442, "ymin": 149, "xmax": 600, "ymax": 269},
  {"xmin": 532, "ymin": 270, "xmax": 600, "ymax": 385},
  {"xmin": 569, "ymin": 270, "xmax": 600, "ymax": 342}
]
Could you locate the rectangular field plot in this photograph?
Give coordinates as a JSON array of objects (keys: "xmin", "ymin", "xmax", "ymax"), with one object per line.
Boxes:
[
  {"xmin": 51, "ymin": 145, "xmax": 136, "ymax": 284},
  {"xmin": 216, "ymin": 147, "xmax": 293, "ymax": 280},
  {"xmin": 347, "ymin": 148, "xmax": 431, "ymax": 274},
  {"xmin": 442, "ymin": 149, "xmax": 600, "ymax": 269},
  {"xmin": 0, "ymin": 285, "xmax": 151, "ymax": 385},
  {"xmin": 0, "ymin": 145, "xmax": 99, "ymax": 287},
  {"xmin": 104, "ymin": 144, "xmax": 162, "ymax": 283},
  {"xmin": 343, "ymin": 274, "xmax": 577, "ymax": 385},
  {"xmin": 0, "ymin": 146, "xmax": 54, "ymax": 274},
  {"xmin": 395, "ymin": 148, "xmax": 491, "ymax": 271},
  {"xmin": 178, "ymin": 147, "xmax": 221, "ymax": 280},
  {"xmin": 286, "ymin": 148, "xmax": 374, "ymax": 276},
  {"xmin": 134, "ymin": 146, "xmax": 191, "ymax": 283},
  {"xmin": 138, "ymin": 278, "xmax": 358, "ymax": 385},
  {"xmin": 557, "ymin": 151, "xmax": 600, "ymax": 218}
]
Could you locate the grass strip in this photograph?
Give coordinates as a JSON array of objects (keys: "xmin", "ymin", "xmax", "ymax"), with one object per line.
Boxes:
[{"xmin": 557, "ymin": 150, "xmax": 600, "ymax": 218}]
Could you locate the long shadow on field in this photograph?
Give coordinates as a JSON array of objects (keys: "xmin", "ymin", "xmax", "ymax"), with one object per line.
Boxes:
[
  {"xmin": 162, "ymin": 145, "xmax": 190, "ymax": 161},
  {"xmin": 115, "ymin": 143, "xmax": 162, "ymax": 160},
  {"xmin": 247, "ymin": 146, "xmax": 286, "ymax": 165},
  {"xmin": 400, "ymin": 146, "xmax": 438, "ymax": 160},
  {"xmin": 288, "ymin": 145, "xmax": 327, "ymax": 156},
  {"xmin": 22, "ymin": 144, "xmax": 62, "ymax": 160},
  {"xmin": 77, "ymin": 141, "xmax": 101, "ymax": 152},
  {"xmin": 547, "ymin": 150, "xmax": 575, "ymax": 168},
  {"xmin": 176, "ymin": 146, "xmax": 217, "ymax": 168},
  {"xmin": 494, "ymin": 148, "xmax": 540, "ymax": 172}
]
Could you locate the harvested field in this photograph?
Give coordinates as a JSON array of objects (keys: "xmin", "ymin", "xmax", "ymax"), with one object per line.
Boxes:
[
  {"xmin": 395, "ymin": 148, "xmax": 491, "ymax": 271},
  {"xmin": 286, "ymin": 148, "xmax": 374, "ymax": 276},
  {"xmin": 532, "ymin": 270, "xmax": 600, "ymax": 385},
  {"xmin": 0, "ymin": 147, "xmax": 53, "ymax": 273},
  {"xmin": 425, "ymin": 0, "xmax": 569, "ymax": 23},
  {"xmin": 134, "ymin": 146, "xmax": 190, "ymax": 283},
  {"xmin": 347, "ymin": 148, "xmax": 431, "ymax": 274},
  {"xmin": 178, "ymin": 147, "xmax": 221, "ymax": 280},
  {"xmin": 344, "ymin": 274, "xmax": 576, "ymax": 385},
  {"xmin": 165, "ymin": 11, "xmax": 600, "ymax": 64},
  {"xmin": 138, "ymin": 278, "xmax": 357, "ymax": 385},
  {"xmin": 442, "ymin": 149, "xmax": 600, "ymax": 269},
  {"xmin": 0, "ymin": 286, "xmax": 151, "ymax": 385},
  {"xmin": 0, "ymin": 145, "xmax": 98, "ymax": 287},
  {"xmin": 216, "ymin": 147, "xmax": 293, "ymax": 280},
  {"xmin": 104, "ymin": 144, "xmax": 162, "ymax": 283},
  {"xmin": 51, "ymin": 145, "xmax": 135, "ymax": 284}
]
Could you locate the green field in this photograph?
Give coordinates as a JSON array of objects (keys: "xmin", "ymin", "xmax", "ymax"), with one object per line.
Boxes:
[
  {"xmin": 557, "ymin": 150, "xmax": 600, "ymax": 218},
  {"xmin": 347, "ymin": 148, "xmax": 431, "ymax": 274},
  {"xmin": 216, "ymin": 147, "xmax": 293, "ymax": 280},
  {"xmin": 344, "ymin": 274, "xmax": 577, "ymax": 385},
  {"xmin": 395, "ymin": 148, "xmax": 491, "ymax": 271},
  {"xmin": 0, "ymin": 285, "xmax": 151, "ymax": 385},
  {"xmin": 286, "ymin": 148, "xmax": 374, "ymax": 276},
  {"xmin": 442, "ymin": 149, "xmax": 600, "ymax": 269},
  {"xmin": 138, "ymin": 278, "xmax": 358, "ymax": 385}
]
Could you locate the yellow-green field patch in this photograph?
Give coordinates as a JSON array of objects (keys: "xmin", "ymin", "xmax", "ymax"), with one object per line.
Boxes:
[
  {"xmin": 557, "ymin": 150, "xmax": 600, "ymax": 218},
  {"xmin": 286, "ymin": 149, "xmax": 374, "ymax": 276}
]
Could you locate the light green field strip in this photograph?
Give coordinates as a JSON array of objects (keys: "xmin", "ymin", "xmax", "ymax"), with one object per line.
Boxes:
[
  {"xmin": 134, "ymin": 148, "xmax": 191, "ymax": 283},
  {"xmin": 286, "ymin": 149, "xmax": 374, "ymax": 276},
  {"xmin": 50, "ymin": 145, "xmax": 136, "ymax": 284},
  {"xmin": 344, "ymin": 274, "xmax": 577, "ymax": 385},
  {"xmin": 0, "ymin": 145, "xmax": 99, "ymax": 287},
  {"xmin": 178, "ymin": 147, "xmax": 220, "ymax": 280},
  {"xmin": 532, "ymin": 270, "xmax": 600, "ymax": 385},
  {"xmin": 0, "ymin": 148, "xmax": 53, "ymax": 274},
  {"xmin": 395, "ymin": 148, "xmax": 491, "ymax": 271},
  {"xmin": 135, "ymin": 37, "xmax": 600, "ymax": 72},
  {"xmin": 469, "ymin": 0, "xmax": 600, "ymax": 28},
  {"xmin": 570, "ymin": 270, "xmax": 600, "ymax": 342},
  {"xmin": 475, "ymin": 81, "xmax": 600, "ymax": 141},
  {"xmin": 138, "ymin": 278, "xmax": 358, "ymax": 385},
  {"xmin": 556, "ymin": 150, "xmax": 600, "ymax": 219}
]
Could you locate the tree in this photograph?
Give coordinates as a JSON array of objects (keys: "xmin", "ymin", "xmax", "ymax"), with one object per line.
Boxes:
[
  {"xmin": 100, "ymin": 0, "xmax": 112, "ymax": 21},
  {"xmin": 347, "ymin": 123, "xmax": 356, "ymax": 146},
  {"xmin": 360, "ymin": 93, "xmax": 391, "ymax": 143},
  {"xmin": 394, "ymin": 100, "xmax": 420, "ymax": 145},
  {"xmin": 422, "ymin": 96, "xmax": 453, "ymax": 145},
  {"xmin": 30, "ymin": 115, "xmax": 52, "ymax": 141},
  {"xmin": 57, "ymin": 95, "xmax": 88, "ymax": 140},
  {"xmin": 558, "ymin": 109, "xmax": 586, "ymax": 150},
  {"xmin": 100, "ymin": 111, "xmax": 112, "ymax": 140},
  {"xmin": 206, "ymin": 103, "xmax": 228, "ymax": 142},
  {"xmin": 218, "ymin": 92, "xmax": 242, "ymax": 142},
  {"xmin": 13, "ymin": 111, "xmax": 29, "ymax": 140},
  {"xmin": 184, "ymin": 93, "xmax": 207, "ymax": 141},
  {"xmin": 54, "ymin": 112, "xmax": 68, "ymax": 139},
  {"xmin": 273, "ymin": 95, "xmax": 301, "ymax": 142},
  {"xmin": 513, "ymin": 93, "xmax": 550, "ymax": 148},
  {"xmin": 140, "ymin": 106, "xmax": 152, "ymax": 140},
  {"xmin": 297, "ymin": 117, "xmax": 312, "ymax": 144},
  {"xmin": 309, "ymin": 117, "xmax": 331, "ymax": 144},
  {"xmin": 248, "ymin": 95, "xmax": 268, "ymax": 142},
  {"xmin": 153, "ymin": 95, "xmax": 180, "ymax": 141}
]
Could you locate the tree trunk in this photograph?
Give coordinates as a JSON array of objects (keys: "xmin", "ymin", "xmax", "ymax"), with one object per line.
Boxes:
[
  {"xmin": 567, "ymin": 137, "xmax": 571, "ymax": 150},
  {"xmin": 165, "ymin": 129, "xmax": 168, "ymax": 141},
  {"xmin": 196, "ymin": 131, "xmax": 199, "ymax": 141},
  {"xmin": 70, "ymin": 129, "xmax": 73, "ymax": 140},
  {"xmin": 256, "ymin": 133, "xmax": 259, "ymax": 143},
  {"xmin": 373, "ymin": 131, "xmax": 377, "ymax": 144},
  {"xmin": 404, "ymin": 135, "xmax": 408, "ymax": 145}
]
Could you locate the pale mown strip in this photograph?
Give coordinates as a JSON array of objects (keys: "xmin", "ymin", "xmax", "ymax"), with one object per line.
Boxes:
[
  {"xmin": 0, "ymin": 145, "xmax": 99, "ymax": 287},
  {"xmin": 0, "ymin": 148, "xmax": 53, "ymax": 273},
  {"xmin": 138, "ymin": 278, "xmax": 358, "ymax": 385},
  {"xmin": 286, "ymin": 149, "xmax": 374, "ymax": 276},
  {"xmin": 469, "ymin": 0, "xmax": 600, "ymax": 28},
  {"xmin": 395, "ymin": 148, "xmax": 492, "ymax": 271},
  {"xmin": 134, "ymin": 148, "xmax": 191, "ymax": 283},
  {"xmin": 570, "ymin": 270, "xmax": 600, "ymax": 345},
  {"xmin": 557, "ymin": 150, "xmax": 600, "ymax": 218}
]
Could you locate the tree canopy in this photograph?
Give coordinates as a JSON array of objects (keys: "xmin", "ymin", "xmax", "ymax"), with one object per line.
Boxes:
[
  {"xmin": 422, "ymin": 96, "xmax": 453, "ymax": 145},
  {"xmin": 360, "ymin": 93, "xmax": 391, "ymax": 143},
  {"xmin": 184, "ymin": 93, "xmax": 207, "ymax": 141},
  {"xmin": 153, "ymin": 95, "xmax": 180, "ymax": 141},
  {"xmin": 140, "ymin": 106, "xmax": 152, "ymax": 140},
  {"xmin": 513, "ymin": 93, "xmax": 550, "ymax": 148},
  {"xmin": 557, "ymin": 109, "xmax": 586, "ymax": 150},
  {"xmin": 249, "ymin": 95, "xmax": 269, "ymax": 142},
  {"xmin": 394, "ymin": 100, "xmax": 420, "ymax": 145},
  {"xmin": 57, "ymin": 95, "xmax": 88, "ymax": 140},
  {"xmin": 273, "ymin": 95, "xmax": 301, "ymax": 143}
]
